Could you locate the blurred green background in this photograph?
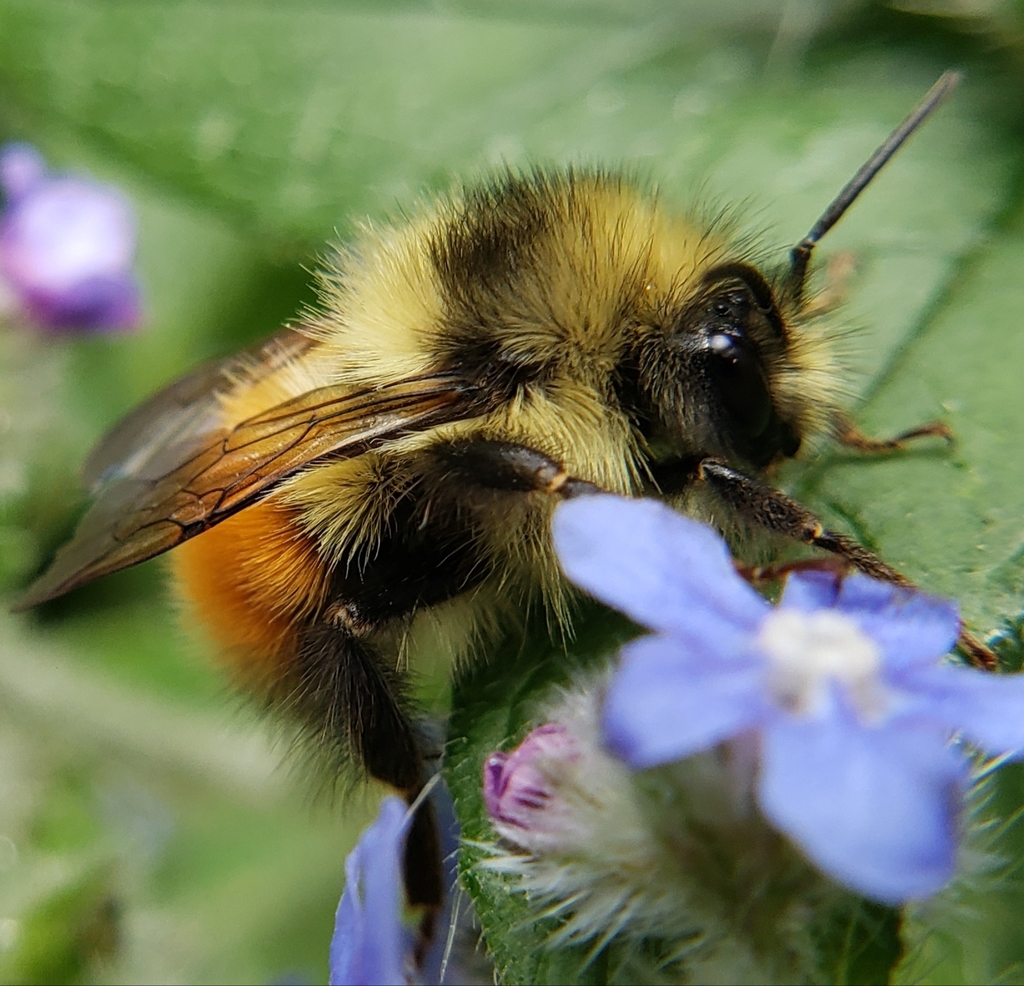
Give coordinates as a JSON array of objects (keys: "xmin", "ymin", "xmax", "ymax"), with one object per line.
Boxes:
[{"xmin": 2, "ymin": 0, "xmax": 1024, "ymax": 982}]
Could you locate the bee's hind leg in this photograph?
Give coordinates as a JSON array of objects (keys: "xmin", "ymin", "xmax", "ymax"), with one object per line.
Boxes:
[
  {"xmin": 286, "ymin": 618, "xmax": 445, "ymax": 961},
  {"xmin": 697, "ymin": 458, "xmax": 998, "ymax": 671}
]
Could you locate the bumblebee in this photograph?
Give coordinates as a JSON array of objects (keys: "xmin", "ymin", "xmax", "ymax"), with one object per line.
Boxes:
[{"xmin": 18, "ymin": 72, "xmax": 992, "ymax": 912}]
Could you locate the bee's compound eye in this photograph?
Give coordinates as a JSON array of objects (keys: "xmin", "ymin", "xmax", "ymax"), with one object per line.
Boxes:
[{"xmin": 706, "ymin": 331, "xmax": 772, "ymax": 440}]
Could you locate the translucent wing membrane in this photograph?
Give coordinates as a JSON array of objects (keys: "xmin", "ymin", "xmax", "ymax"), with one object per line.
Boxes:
[
  {"xmin": 17, "ymin": 370, "xmax": 484, "ymax": 608},
  {"xmin": 82, "ymin": 328, "xmax": 314, "ymax": 490}
]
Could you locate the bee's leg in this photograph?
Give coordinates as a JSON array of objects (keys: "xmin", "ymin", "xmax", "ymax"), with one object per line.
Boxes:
[
  {"xmin": 735, "ymin": 555, "xmax": 852, "ymax": 585},
  {"xmin": 799, "ymin": 250, "xmax": 856, "ymax": 318},
  {"xmin": 436, "ymin": 438, "xmax": 602, "ymax": 499},
  {"xmin": 295, "ymin": 620, "xmax": 427, "ymax": 792},
  {"xmin": 291, "ymin": 620, "xmax": 445, "ymax": 921},
  {"xmin": 289, "ymin": 433, "xmax": 608, "ymax": 951},
  {"xmin": 833, "ymin": 413, "xmax": 953, "ymax": 453},
  {"xmin": 444, "ymin": 443, "xmax": 1000, "ymax": 672},
  {"xmin": 697, "ymin": 458, "xmax": 998, "ymax": 670},
  {"xmin": 285, "ymin": 481, "xmax": 499, "ymax": 942}
]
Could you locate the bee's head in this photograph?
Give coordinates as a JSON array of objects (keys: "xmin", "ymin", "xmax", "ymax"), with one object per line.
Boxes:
[
  {"xmin": 630, "ymin": 261, "xmax": 806, "ymax": 470},
  {"xmin": 630, "ymin": 71, "xmax": 961, "ymax": 473}
]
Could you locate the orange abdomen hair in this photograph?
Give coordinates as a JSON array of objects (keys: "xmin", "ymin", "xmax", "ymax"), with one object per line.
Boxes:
[{"xmin": 170, "ymin": 498, "xmax": 329, "ymax": 681}]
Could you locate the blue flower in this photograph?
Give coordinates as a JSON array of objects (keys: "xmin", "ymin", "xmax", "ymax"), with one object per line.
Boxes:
[
  {"xmin": 552, "ymin": 494, "xmax": 1024, "ymax": 904},
  {"xmin": 330, "ymin": 797, "xmax": 409, "ymax": 986},
  {"xmin": 0, "ymin": 143, "xmax": 141, "ymax": 332},
  {"xmin": 330, "ymin": 787, "xmax": 462, "ymax": 986}
]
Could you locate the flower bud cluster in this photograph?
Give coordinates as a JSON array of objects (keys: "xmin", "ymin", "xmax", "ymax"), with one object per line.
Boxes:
[
  {"xmin": 472, "ymin": 495, "xmax": 1024, "ymax": 979},
  {"xmin": 480, "ymin": 686, "xmax": 851, "ymax": 981}
]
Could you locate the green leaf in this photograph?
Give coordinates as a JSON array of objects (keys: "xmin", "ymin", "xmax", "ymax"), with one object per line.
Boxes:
[
  {"xmin": 797, "ymin": 198, "xmax": 1024, "ymax": 634},
  {"xmin": 0, "ymin": 865, "xmax": 119, "ymax": 986},
  {"xmin": 3, "ymin": 2, "xmax": 1024, "ymax": 983},
  {"xmin": 0, "ymin": 0, "xmax": 698, "ymax": 242}
]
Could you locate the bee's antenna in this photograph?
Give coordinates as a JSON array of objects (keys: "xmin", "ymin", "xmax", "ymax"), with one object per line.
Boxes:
[{"xmin": 788, "ymin": 70, "xmax": 961, "ymax": 304}]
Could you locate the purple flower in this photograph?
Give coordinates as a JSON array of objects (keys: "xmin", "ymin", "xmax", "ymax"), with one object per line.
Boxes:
[
  {"xmin": 0, "ymin": 142, "xmax": 141, "ymax": 331},
  {"xmin": 330, "ymin": 786, "xmax": 462, "ymax": 986},
  {"xmin": 552, "ymin": 494, "xmax": 1024, "ymax": 904}
]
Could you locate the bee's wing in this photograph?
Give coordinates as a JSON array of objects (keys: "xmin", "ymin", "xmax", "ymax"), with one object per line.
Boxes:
[
  {"xmin": 81, "ymin": 328, "xmax": 314, "ymax": 491},
  {"xmin": 17, "ymin": 366, "xmax": 483, "ymax": 608}
]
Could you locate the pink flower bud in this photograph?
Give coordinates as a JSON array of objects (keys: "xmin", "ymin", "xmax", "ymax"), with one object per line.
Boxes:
[{"xmin": 483, "ymin": 723, "xmax": 581, "ymax": 848}]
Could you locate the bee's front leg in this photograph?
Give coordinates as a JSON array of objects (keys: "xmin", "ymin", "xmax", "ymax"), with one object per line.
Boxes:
[
  {"xmin": 697, "ymin": 458, "xmax": 997, "ymax": 670},
  {"xmin": 442, "ymin": 443, "xmax": 998, "ymax": 673},
  {"xmin": 435, "ymin": 438, "xmax": 601, "ymax": 499}
]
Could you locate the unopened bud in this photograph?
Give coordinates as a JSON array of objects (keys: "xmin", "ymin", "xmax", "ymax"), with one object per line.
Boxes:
[{"xmin": 483, "ymin": 723, "xmax": 581, "ymax": 851}]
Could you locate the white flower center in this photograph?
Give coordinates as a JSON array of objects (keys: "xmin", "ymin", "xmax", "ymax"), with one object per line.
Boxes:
[{"xmin": 758, "ymin": 609, "xmax": 890, "ymax": 720}]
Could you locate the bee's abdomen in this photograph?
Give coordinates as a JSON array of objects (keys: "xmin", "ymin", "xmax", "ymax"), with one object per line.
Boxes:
[{"xmin": 170, "ymin": 497, "xmax": 330, "ymax": 682}]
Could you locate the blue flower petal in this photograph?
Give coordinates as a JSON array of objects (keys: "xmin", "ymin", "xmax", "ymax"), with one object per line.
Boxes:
[
  {"xmin": 553, "ymin": 496, "xmax": 768, "ymax": 641},
  {"xmin": 906, "ymin": 664, "xmax": 1024, "ymax": 757},
  {"xmin": 420, "ymin": 783, "xmax": 463, "ymax": 986},
  {"xmin": 779, "ymin": 570, "xmax": 841, "ymax": 611},
  {"xmin": 331, "ymin": 862, "xmax": 367, "ymax": 986},
  {"xmin": 758, "ymin": 703, "xmax": 965, "ymax": 903},
  {"xmin": 785, "ymin": 573, "xmax": 960, "ymax": 670},
  {"xmin": 853, "ymin": 595, "xmax": 960, "ymax": 672},
  {"xmin": 330, "ymin": 796, "xmax": 410, "ymax": 986},
  {"xmin": 832, "ymin": 574, "xmax": 904, "ymax": 614},
  {"xmin": 603, "ymin": 635, "xmax": 766, "ymax": 769}
]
